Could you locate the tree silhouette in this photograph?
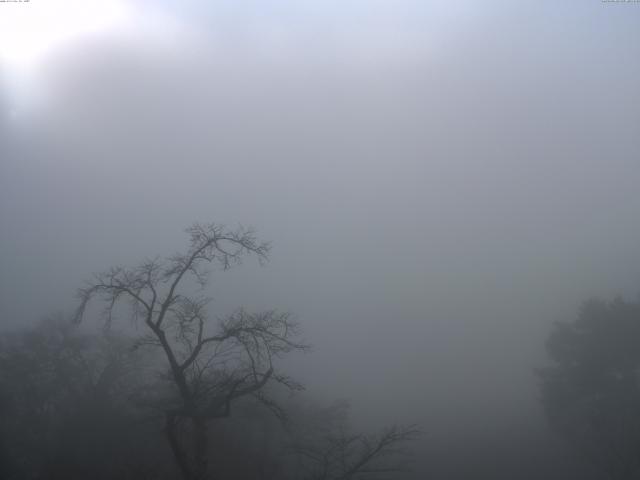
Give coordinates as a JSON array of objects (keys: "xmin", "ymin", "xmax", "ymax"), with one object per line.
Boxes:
[
  {"xmin": 538, "ymin": 297, "xmax": 640, "ymax": 480},
  {"xmin": 0, "ymin": 316, "xmax": 153, "ymax": 479},
  {"xmin": 285, "ymin": 399, "xmax": 420, "ymax": 480},
  {"xmin": 74, "ymin": 223, "xmax": 309, "ymax": 480}
]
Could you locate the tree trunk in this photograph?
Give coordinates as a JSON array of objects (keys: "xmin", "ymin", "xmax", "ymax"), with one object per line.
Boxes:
[
  {"xmin": 193, "ymin": 416, "xmax": 209, "ymax": 480},
  {"xmin": 165, "ymin": 413, "xmax": 211, "ymax": 480},
  {"xmin": 166, "ymin": 413, "xmax": 195, "ymax": 480}
]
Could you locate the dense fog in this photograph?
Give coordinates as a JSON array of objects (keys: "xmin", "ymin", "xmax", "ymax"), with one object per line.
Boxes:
[{"xmin": 1, "ymin": 1, "xmax": 640, "ymax": 479}]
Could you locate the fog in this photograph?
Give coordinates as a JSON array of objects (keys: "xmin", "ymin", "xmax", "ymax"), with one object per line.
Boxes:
[{"xmin": 1, "ymin": 1, "xmax": 640, "ymax": 479}]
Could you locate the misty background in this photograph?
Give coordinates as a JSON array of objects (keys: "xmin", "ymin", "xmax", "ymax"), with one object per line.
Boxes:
[{"xmin": 1, "ymin": 1, "xmax": 640, "ymax": 478}]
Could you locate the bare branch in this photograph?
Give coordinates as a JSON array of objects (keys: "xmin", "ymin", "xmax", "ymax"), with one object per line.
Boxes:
[
  {"xmin": 294, "ymin": 422, "xmax": 421, "ymax": 480},
  {"xmin": 71, "ymin": 222, "xmax": 306, "ymax": 480}
]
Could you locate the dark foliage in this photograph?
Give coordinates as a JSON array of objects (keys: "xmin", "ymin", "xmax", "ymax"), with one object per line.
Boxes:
[
  {"xmin": 538, "ymin": 297, "xmax": 640, "ymax": 480},
  {"xmin": 0, "ymin": 317, "xmax": 174, "ymax": 479}
]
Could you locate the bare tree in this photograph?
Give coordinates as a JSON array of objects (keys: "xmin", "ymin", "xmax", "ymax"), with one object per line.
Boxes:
[
  {"xmin": 294, "ymin": 424, "xmax": 421, "ymax": 480},
  {"xmin": 74, "ymin": 223, "xmax": 308, "ymax": 480},
  {"xmin": 286, "ymin": 400, "xmax": 420, "ymax": 480}
]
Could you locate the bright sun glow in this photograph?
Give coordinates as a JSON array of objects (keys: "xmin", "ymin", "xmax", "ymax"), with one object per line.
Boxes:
[{"xmin": 0, "ymin": 0, "xmax": 130, "ymax": 72}]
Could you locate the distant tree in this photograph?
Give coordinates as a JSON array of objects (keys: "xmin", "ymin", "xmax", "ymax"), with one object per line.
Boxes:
[
  {"xmin": 74, "ymin": 223, "xmax": 309, "ymax": 480},
  {"xmin": 0, "ymin": 316, "xmax": 160, "ymax": 480},
  {"xmin": 538, "ymin": 297, "xmax": 640, "ymax": 480},
  {"xmin": 287, "ymin": 400, "xmax": 419, "ymax": 480}
]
